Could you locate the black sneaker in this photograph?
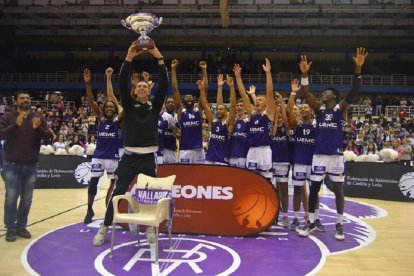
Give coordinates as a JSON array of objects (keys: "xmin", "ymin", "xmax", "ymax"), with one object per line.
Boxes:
[
  {"xmin": 84, "ymin": 210, "xmax": 95, "ymax": 224},
  {"xmin": 16, "ymin": 228, "xmax": 32, "ymax": 239},
  {"xmin": 315, "ymin": 219, "xmax": 326, "ymax": 232},
  {"xmin": 289, "ymin": 218, "xmax": 300, "ymax": 231},
  {"xmin": 6, "ymin": 231, "xmax": 16, "ymax": 242},
  {"xmin": 298, "ymin": 221, "xmax": 316, "ymax": 237}
]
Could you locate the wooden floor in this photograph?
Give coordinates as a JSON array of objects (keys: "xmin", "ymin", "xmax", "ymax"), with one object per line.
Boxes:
[{"xmin": 0, "ymin": 176, "xmax": 413, "ymax": 275}]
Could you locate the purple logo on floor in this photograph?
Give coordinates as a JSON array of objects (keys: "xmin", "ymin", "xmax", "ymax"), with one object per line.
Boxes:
[{"xmin": 22, "ymin": 197, "xmax": 386, "ymax": 275}]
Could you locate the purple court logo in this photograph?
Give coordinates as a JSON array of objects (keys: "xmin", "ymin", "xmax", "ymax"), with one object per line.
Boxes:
[{"xmin": 22, "ymin": 197, "xmax": 386, "ymax": 275}]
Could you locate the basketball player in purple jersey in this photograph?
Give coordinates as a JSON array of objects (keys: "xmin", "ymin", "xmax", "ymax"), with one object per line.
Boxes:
[
  {"xmin": 172, "ymin": 59, "xmax": 207, "ymax": 164},
  {"xmin": 202, "ymin": 74, "xmax": 236, "ymax": 165},
  {"xmin": 271, "ymin": 92, "xmax": 290, "ymax": 227},
  {"xmin": 83, "ymin": 67, "xmax": 123, "ymax": 224},
  {"xmin": 299, "ymin": 47, "xmax": 368, "ymax": 240},
  {"xmin": 229, "ymin": 98, "xmax": 249, "ymax": 168},
  {"xmin": 287, "ymin": 79, "xmax": 324, "ymax": 231},
  {"xmin": 160, "ymin": 97, "xmax": 180, "ymax": 164},
  {"xmin": 233, "ymin": 59, "xmax": 276, "ymax": 181}
]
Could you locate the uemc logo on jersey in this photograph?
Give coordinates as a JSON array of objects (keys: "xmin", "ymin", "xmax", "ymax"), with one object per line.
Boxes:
[
  {"xmin": 97, "ymin": 130, "xmax": 117, "ymax": 138},
  {"xmin": 95, "ymin": 237, "xmax": 240, "ymax": 275}
]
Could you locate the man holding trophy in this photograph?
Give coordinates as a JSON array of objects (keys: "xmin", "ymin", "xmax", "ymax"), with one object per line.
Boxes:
[{"xmin": 93, "ymin": 13, "xmax": 168, "ymax": 247}]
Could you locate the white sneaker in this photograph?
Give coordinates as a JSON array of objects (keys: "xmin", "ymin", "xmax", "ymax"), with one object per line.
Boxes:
[
  {"xmin": 93, "ymin": 225, "xmax": 108, "ymax": 247},
  {"xmin": 334, "ymin": 223, "xmax": 345, "ymax": 241},
  {"xmin": 146, "ymin": 227, "xmax": 156, "ymax": 244}
]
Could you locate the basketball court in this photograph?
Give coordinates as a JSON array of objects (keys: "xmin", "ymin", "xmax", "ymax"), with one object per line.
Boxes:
[{"xmin": 1, "ymin": 177, "xmax": 413, "ymax": 275}]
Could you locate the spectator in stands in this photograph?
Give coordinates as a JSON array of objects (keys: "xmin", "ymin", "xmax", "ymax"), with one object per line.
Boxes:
[
  {"xmin": 398, "ymin": 107, "xmax": 406, "ymax": 122},
  {"xmin": 400, "ymin": 137, "xmax": 412, "ymax": 166},
  {"xmin": 392, "ymin": 138, "xmax": 403, "ymax": 162},
  {"xmin": 408, "ymin": 132, "xmax": 414, "ymax": 148},
  {"xmin": 53, "ymin": 134, "xmax": 68, "ymax": 154},
  {"xmin": 346, "ymin": 140, "xmax": 360, "ymax": 155},
  {"xmin": 68, "ymin": 134, "xmax": 85, "ymax": 149},
  {"xmin": 96, "ymin": 90, "xmax": 105, "ymax": 104},
  {"xmin": 400, "ymin": 97, "xmax": 407, "ymax": 107},
  {"xmin": 374, "ymin": 95, "xmax": 383, "ymax": 116},
  {"xmin": 365, "ymin": 140, "xmax": 378, "ymax": 155},
  {"xmin": 0, "ymin": 91, "xmax": 53, "ymax": 242},
  {"xmin": 364, "ymin": 102, "xmax": 373, "ymax": 122}
]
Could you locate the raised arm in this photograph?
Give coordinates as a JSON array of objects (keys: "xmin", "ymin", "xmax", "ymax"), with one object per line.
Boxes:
[
  {"xmin": 247, "ymin": 85, "xmax": 257, "ymax": 104},
  {"xmin": 147, "ymin": 46, "xmax": 168, "ymax": 114},
  {"xmin": 263, "ymin": 58, "xmax": 276, "ymax": 122},
  {"xmin": 287, "ymin": 79, "xmax": 301, "ymax": 129},
  {"xmin": 339, "ymin": 47, "xmax": 368, "ymax": 117},
  {"xmin": 197, "ymin": 80, "xmax": 214, "ymax": 124},
  {"xmin": 171, "ymin": 59, "xmax": 183, "ymax": 121},
  {"xmin": 120, "ymin": 41, "xmax": 143, "ymax": 110},
  {"xmin": 216, "ymin": 74, "xmax": 225, "ymax": 106},
  {"xmin": 105, "ymin": 67, "xmax": 123, "ymax": 117},
  {"xmin": 275, "ymin": 92, "xmax": 288, "ymax": 127},
  {"xmin": 130, "ymin": 72, "xmax": 139, "ymax": 98},
  {"xmin": 299, "ymin": 55, "xmax": 321, "ymax": 112},
  {"xmin": 226, "ymin": 75, "xmax": 237, "ymax": 134},
  {"xmin": 233, "ymin": 64, "xmax": 253, "ymax": 117},
  {"xmin": 200, "ymin": 61, "xmax": 208, "ymax": 95},
  {"xmin": 83, "ymin": 68, "xmax": 101, "ymax": 118}
]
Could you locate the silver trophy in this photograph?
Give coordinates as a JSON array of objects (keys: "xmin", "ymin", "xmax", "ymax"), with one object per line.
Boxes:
[{"xmin": 121, "ymin": 12, "xmax": 163, "ymax": 51}]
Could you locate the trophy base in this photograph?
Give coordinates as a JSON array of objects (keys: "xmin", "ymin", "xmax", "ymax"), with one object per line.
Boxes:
[{"xmin": 136, "ymin": 38, "xmax": 155, "ymax": 51}]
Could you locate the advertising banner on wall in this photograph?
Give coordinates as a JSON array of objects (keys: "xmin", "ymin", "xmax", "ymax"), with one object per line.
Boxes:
[
  {"xmin": 344, "ymin": 162, "xmax": 414, "ymax": 202},
  {"xmin": 108, "ymin": 164, "xmax": 279, "ymax": 236},
  {"xmin": 35, "ymin": 155, "xmax": 91, "ymax": 188}
]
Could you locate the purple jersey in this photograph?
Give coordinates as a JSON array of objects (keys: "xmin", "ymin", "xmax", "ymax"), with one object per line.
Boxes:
[
  {"xmin": 206, "ymin": 119, "xmax": 230, "ymax": 163},
  {"xmin": 294, "ymin": 122, "xmax": 316, "ymax": 165},
  {"xmin": 94, "ymin": 118, "xmax": 122, "ymax": 160},
  {"xmin": 157, "ymin": 115, "xmax": 169, "ymax": 156},
  {"xmin": 247, "ymin": 113, "xmax": 272, "ymax": 147},
  {"xmin": 179, "ymin": 108, "xmax": 203, "ymax": 150},
  {"xmin": 162, "ymin": 112, "xmax": 177, "ymax": 151},
  {"xmin": 271, "ymin": 124, "xmax": 290, "ymax": 163},
  {"xmin": 230, "ymin": 118, "xmax": 249, "ymax": 158},
  {"xmin": 315, "ymin": 104, "xmax": 344, "ymax": 155}
]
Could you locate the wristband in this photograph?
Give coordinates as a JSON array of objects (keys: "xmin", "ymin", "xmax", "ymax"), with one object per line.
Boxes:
[
  {"xmin": 301, "ymin": 77, "xmax": 309, "ymax": 86},
  {"xmin": 156, "ymin": 56, "xmax": 164, "ymax": 61},
  {"xmin": 291, "ymin": 92, "xmax": 297, "ymax": 96}
]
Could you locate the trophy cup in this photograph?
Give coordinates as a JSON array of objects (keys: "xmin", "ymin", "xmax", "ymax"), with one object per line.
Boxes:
[{"xmin": 121, "ymin": 13, "xmax": 163, "ymax": 51}]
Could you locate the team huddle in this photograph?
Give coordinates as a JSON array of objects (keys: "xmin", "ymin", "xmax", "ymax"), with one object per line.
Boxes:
[{"xmin": 84, "ymin": 43, "xmax": 367, "ymax": 245}]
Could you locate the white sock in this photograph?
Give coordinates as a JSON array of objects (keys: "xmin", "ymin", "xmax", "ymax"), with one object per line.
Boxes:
[
  {"xmin": 294, "ymin": 212, "xmax": 299, "ymax": 219},
  {"xmin": 282, "ymin": 212, "xmax": 287, "ymax": 218},
  {"xmin": 309, "ymin": 213, "xmax": 315, "ymax": 223},
  {"xmin": 315, "ymin": 209, "xmax": 319, "ymax": 219},
  {"xmin": 337, "ymin": 214, "xmax": 343, "ymax": 224}
]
